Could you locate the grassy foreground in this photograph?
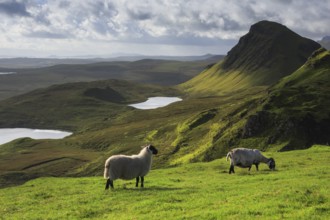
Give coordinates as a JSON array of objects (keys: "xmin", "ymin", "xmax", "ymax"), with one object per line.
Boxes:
[{"xmin": 0, "ymin": 145, "xmax": 329, "ymax": 219}]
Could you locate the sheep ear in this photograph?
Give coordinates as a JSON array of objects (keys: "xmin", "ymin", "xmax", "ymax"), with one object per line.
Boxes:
[{"xmin": 141, "ymin": 144, "xmax": 150, "ymax": 149}]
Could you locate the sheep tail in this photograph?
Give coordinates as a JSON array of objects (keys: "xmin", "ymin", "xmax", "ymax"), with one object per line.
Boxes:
[
  {"xmin": 104, "ymin": 159, "xmax": 110, "ymax": 179},
  {"xmin": 226, "ymin": 152, "xmax": 232, "ymax": 161}
]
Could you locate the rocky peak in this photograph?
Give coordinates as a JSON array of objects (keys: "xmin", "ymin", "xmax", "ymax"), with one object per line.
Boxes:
[{"xmin": 222, "ymin": 20, "xmax": 321, "ymax": 77}]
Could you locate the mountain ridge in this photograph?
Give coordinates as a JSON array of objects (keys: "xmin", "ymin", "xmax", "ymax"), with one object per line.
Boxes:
[{"xmin": 181, "ymin": 20, "xmax": 321, "ymax": 95}]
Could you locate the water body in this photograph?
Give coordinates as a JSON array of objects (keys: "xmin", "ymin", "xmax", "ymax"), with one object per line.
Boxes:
[
  {"xmin": 128, "ymin": 97, "xmax": 182, "ymax": 109},
  {"xmin": 0, "ymin": 128, "xmax": 72, "ymax": 145},
  {"xmin": 0, "ymin": 72, "xmax": 16, "ymax": 75}
]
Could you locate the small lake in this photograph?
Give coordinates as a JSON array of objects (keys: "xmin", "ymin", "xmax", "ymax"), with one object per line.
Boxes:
[
  {"xmin": 128, "ymin": 97, "xmax": 182, "ymax": 109},
  {"xmin": 0, "ymin": 128, "xmax": 72, "ymax": 145}
]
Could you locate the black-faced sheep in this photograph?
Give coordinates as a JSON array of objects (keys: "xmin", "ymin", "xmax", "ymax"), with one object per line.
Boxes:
[
  {"xmin": 104, "ymin": 144, "xmax": 158, "ymax": 189},
  {"xmin": 226, "ymin": 148, "xmax": 275, "ymax": 174}
]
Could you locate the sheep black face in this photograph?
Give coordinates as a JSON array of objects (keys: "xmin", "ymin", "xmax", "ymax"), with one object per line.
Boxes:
[
  {"xmin": 268, "ymin": 158, "xmax": 276, "ymax": 170},
  {"xmin": 147, "ymin": 145, "xmax": 158, "ymax": 155}
]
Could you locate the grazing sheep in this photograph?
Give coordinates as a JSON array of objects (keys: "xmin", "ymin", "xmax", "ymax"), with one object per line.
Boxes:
[
  {"xmin": 104, "ymin": 144, "xmax": 158, "ymax": 189},
  {"xmin": 226, "ymin": 148, "xmax": 275, "ymax": 174}
]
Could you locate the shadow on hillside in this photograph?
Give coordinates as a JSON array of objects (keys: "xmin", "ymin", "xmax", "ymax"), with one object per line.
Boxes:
[
  {"xmin": 128, "ymin": 186, "xmax": 182, "ymax": 191},
  {"xmin": 142, "ymin": 186, "xmax": 183, "ymax": 191},
  {"xmin": 104, "ymin": 186, "xmax": 184, "ymax": 192}
]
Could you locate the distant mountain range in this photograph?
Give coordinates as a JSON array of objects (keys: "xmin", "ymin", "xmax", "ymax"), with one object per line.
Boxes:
[
  {"xmin": 318, "ymin": 36, "xmax": 330, "ymax": 50},
  {"xmin": 0, "ymin": 54, "xmax": 222, "ymax": 69},
  {"xmin": 0, "ymin": 56, "xmax": 223, "ymax": 101}
]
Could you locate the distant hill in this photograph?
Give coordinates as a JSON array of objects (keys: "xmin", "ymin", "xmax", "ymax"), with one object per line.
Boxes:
[
  {"xmin": 108, "ymin": 54, "xmax": 224, "ymax": 62},
  {"xmin": 0, "ymin": 57, "xmax": 104, "ymax": 69},
  {"xmin": 181, "ymin": 20, "xmax": 321, "ymax": 95},
  {"xmin": 318, "ymin": 36, "xmax": 330, "ymax": 50},
  {"xmin": 0, "ymin": 57, "xmax": 221, "ymax": 101},
  {"xmin": 0, "ymin": 79, "xmax": 181, "ymax": 131},
  {"xmin": 0, "ymin": 54, "xmax": 223, "ymax": 68}
]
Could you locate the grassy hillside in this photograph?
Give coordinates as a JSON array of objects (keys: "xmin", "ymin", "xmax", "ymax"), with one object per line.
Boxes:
[
  {"xmin": 0, "ymin": 79, "xmax": 183, "ymax": 186},
  {"xmin": 0, "ymin": 145, "xmax": 329, "ymax": 219},
  {"xmin": 0, "ymin": 79, "xmax": 181, "ymax": 131},
  {"xmin": 1, "ymin": 48, "xmax": 329, "ymax": 187},
  {"xmin": 180, "ymin": 21, "xmax": 321, "ymax": 96},
  {"xmin": 0, "ymin": 77, "xmax": 267, "ymax": 186},
  {"xmin": 0, "ymin": 58, "xmax": 217, "ymax": 101},
  {"xmin": 239, "ymin": 48, "xmax": 330, "ymax": 150}
]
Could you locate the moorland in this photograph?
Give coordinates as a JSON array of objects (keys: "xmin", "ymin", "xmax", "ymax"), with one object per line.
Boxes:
[{"xmin": 0, "ymin": 20, "xmax": 329, "ymax": 219}]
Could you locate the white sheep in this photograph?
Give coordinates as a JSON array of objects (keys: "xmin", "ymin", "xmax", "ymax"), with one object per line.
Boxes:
[
  {"xmin": 226, "ymin": 148, "xmax": 275, "ymax": 174},
  {"xmin": 104, "ymin": 144, "xmax": 158, "ymax": 189}
]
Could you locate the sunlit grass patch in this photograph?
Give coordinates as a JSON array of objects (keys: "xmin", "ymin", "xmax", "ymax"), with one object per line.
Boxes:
[{"xmin": 1, "ymin": 145, "xmax": 329, "ymax": 219}]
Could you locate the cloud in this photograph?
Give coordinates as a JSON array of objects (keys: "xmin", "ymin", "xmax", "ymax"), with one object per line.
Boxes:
[
  {"xmin": 0, "ymin": 0, "xmax": 329, "ymax": 57},
  {"xmin": 24, "ymin": 30, "xmax": 69, "ymax": 39},
  {"xmin": 127, "ymin": 7, "xmax": 153, "ymax": 21},
  {"xmin": 0, "ymin": 0, "xmax": 31, "ymax": 17}
]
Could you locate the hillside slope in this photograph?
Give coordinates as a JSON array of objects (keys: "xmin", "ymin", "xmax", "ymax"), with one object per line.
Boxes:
[
  {"xmin": 0, "ymin": 79, "xmax": 181, "ymax": 131},
  {"xmin": 239, "ymin": 48, "xmax": 330, "ymax": 150},
  {"xmin": 0, "ymin": 79, "xmax": 184, "ymax": 186},
  {"xmin": 180, "ymin": 20, "xmax": 321, "ymax": 95},
  {"xmin": 1, "ymin": 146, "xmax": 329, "ymax": 219}
]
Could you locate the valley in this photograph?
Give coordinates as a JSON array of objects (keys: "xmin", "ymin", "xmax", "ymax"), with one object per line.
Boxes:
[
  {"xmin": 0, "ymin": 56, "xmax": 221, "ymax": 101},
  {"xmin": 0, "ymin": 21, "xmax": 329, "ymax": 219}
]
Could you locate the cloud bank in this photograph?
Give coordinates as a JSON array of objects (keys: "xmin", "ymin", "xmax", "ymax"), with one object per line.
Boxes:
[{"xmin": 0, "ymin": 0, "xmax": 329, "ymax": 57}]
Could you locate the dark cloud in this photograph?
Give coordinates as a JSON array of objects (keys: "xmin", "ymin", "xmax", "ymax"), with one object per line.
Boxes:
[
  {"xmin": 58, "ymin": 1, "xmax": 70, "ymax": 9},
  {"xmin": 25, "ymin": 30, "xmax": 69, "ymax": 39},
  {"xmin": 127, "ymin": 8, "xmax": 153, "ymax": 20},
  {"xmin": 34, "ymin": 11, "xmax": 51, "ymax": 25},
  {"xmin": 123, "ymin": 33, "xmax": 237, "ymax": 47},
  {"xmin": 0, "ymin": 0, "xmax": 31, "ymax": 17},
  {"xmin": 89, "ymin": 1, "xmax": 118, "ymax": 18}
]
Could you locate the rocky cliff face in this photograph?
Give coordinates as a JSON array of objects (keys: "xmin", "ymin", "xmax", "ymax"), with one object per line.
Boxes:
[
  {"xmin": 240, "ymin": 48, "xmax": 330, "ymax": 150},
  {"xmin": 222, "ymin": 20, "xmax": 321, "ymax": 82},
  {"xmin": 180, "ymin": 20, "xmax": 322, "ymax": 95},
  {"xmin": 242, "ymin": 110, "xmax": 330, "ymax": 150}
]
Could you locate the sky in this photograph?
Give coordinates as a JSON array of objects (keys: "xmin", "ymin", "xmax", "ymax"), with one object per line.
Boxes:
[{"xmin": 0, "ymin": 0, "xmax": 329, "ymax": 58}]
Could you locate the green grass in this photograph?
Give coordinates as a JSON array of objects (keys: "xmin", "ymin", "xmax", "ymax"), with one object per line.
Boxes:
[{"xmin": 1, "ymin": 145, "xmax": 329, "ymax": 219}]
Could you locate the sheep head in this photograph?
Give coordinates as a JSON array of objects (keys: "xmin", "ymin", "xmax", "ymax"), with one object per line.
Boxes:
[
  {"xmin": 147, "ymin": 144, "xmax": 158, "ymax": 155},
  {"xmin": 267, "ymin": 158, "xmax": 276, "ymax": 170}
]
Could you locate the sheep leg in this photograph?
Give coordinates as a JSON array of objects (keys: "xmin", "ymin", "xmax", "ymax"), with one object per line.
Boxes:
[
  {"xmin": 255, "ymin": 163, "xmax": 259, "ymax": 171},
  {"xmin": 248, "ymin": 166, "xmax": 252, "ymax": 171},
  {"xmin": 141, "ymin": 176, "xmax": 144, "ymax": 187},
  {"xmin": 105, "ymin": 179, "xmax": 114, "ymax": 190},
  {"xmin": 135, "ymin": 177, "xmax": 139, "ymax": 187},
  {"xmin": 229, "ymin": 165, "xmax": 235, "ymax": 174}
]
